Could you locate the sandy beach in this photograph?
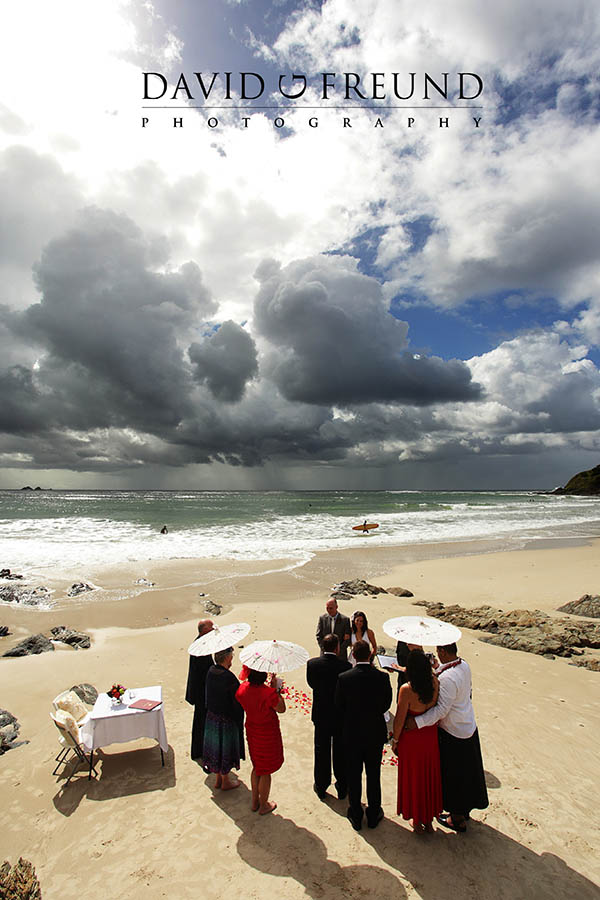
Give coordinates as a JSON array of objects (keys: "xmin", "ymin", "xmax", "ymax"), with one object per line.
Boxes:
[{"xmin": 1, "ymin": 538, "xmax": 599, "ymax": 899}]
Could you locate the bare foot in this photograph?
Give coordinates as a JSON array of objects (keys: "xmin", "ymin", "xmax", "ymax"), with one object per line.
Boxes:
[
  {"xmin": 221, "ymin": 779, "xmax": 241, "ymax": 791},
  {"xmin": 259, "ymin": 801, "xmax": 277, "ymax": 815},
  {"xmin": 251, "ymin": 797, "xmax": 259, "ymax": 811}
]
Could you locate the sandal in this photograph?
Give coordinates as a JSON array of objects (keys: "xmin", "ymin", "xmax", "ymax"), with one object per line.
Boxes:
[{"xmin": 436, "ymin": 813, "xmax": 467, "ymax": 833}]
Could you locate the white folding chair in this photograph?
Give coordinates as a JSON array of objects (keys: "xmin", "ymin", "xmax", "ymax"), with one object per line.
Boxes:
[
  {"xmin": 50, "ymin": 712, "xmax": 97, "ymax": 782},
  {"xmin": 52, "ymin": 690, "xmax": 90, "ymax": 726}
]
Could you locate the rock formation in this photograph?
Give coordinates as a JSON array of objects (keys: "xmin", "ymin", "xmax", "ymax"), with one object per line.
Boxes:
[
  {"xmin": 0, "ymin": 857, "xmax": 42, "ymax": 898},
  {"xmin": 50, "ymin": 626, "xmax": 91, "ymax": 650},
  {"xmin": 67, "ymin": 582, "xmax": 94, "ymax": 597},
  {"xmin": 2, "ymin": 634, "xmax": 54, "ymax": 657},
  {"xmin": 0, "ymin": 710, "xmax": 20, "ymax": 754},
  {"xmin": 413, "ymin": 600, "xmax": 600, "ymax": 665},
  {"xmin": 557, "ymin": 594, "xmax": 600, "ymax": 618},
  {"xmin": 552, "ymin": 463, "xmax": 600, "ymax": 495}
]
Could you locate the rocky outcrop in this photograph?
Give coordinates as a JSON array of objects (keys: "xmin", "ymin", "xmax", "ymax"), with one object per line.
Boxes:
[
  {"xmin": 386, "ymin": 586, "xmax": 414, "ymax": 597},
  {"xmin": 2, "ymin": 634, "xmax": 54, "ymax": 657},
  {"xmin": 203, "ymin": 599, "xmax": 222, "ymax": 616},
  {"xmin": 0, "ymin": 710, "xmax": 20, "ymax": 754},
  {"xmin": 50, "ymin": 626, "xmax": 91, "ymax": 650},
  {"xmin": 0, "ymin": 857, "xmax": 42, "ymax": 898},
  {"xmin": 0, "ymin": 586, "xmax": 50, "ymax": 606},
  {"xmin": 552, "ymin": 463, "xmax": 600, "ymax": 495},
  {"xmin": 70, "ymin": 683, "xmax": 98, "ymax": 705},
  {"xmin": 557, "ymin": 594, "xmax": 600, "ymax": 618},
  {"xmin": 67, "ymin": 582, "xmax": 94, "ymax": 597},
  {"xmin": 0, "ymin": 569, "xmax": 24, "ymax": 580},
  {"xmin": 569, "ymin": 657, "xmax": 600, "ymax": 672},
  {"xmin": 413, "ymin": 600, "xmax": 600, "ymax": 664},
  {"xmin": 330, "ymin": 579, "xmax": 389, "ymax": 601}
]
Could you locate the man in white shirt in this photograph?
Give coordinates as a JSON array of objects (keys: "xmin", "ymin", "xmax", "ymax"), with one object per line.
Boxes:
[{"xmin": 411, "ymin": 641, "xmax": 488, "ymax": 832}]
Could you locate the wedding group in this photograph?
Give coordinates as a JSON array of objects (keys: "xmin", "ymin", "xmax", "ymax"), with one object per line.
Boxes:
[{"xmin": 185, "ymin": 599, "xmax": 489, "ymax": 831}]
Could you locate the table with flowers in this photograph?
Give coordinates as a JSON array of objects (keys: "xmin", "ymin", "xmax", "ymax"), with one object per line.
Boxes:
[{"xmin": 80, "ymin": 685, "xmax": 168, "ymax": 778}]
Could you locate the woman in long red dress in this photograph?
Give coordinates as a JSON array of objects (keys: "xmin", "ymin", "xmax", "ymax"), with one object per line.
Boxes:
[
  {"xmin": 235, "ymin": 668, "xmax": 286, "ymax": 815},
  {"xmin": 391, "ymin": 649, "xmax": 442, "ymax": 833}
]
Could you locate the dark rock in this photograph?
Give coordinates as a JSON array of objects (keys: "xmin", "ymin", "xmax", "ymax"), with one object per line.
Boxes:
[
  {"xmin": 134, "ymin": 578, "xmax": 155, "ymax": 586},
  {"xmin": 0, "ymin": 710, "xmax": 20, "ymax": 755},
  {"xmin": 0, "ymin": 709, "xmax": 19, "ymax": 729},
  {"xmin": 70, "ymin": 683, "xmax": 98, "ymax": 705},
  {"xmin": 0, "ymin": 585, "xmax": 50, "ymax": 606},
  {"xmin": 67, "ymin": 582, "xmax": 94, "ymax": 597},
  {"xmin": 557, "ymin": 594, "xmax": 600, "ymax": 618},
  {"xmin": 387, "ymin": 586, "xmax": 414, "ymax": 597},
  {"xmin": 329, "ymin": 590, "xmax": 353, "ymax": 603},
  {"xmin": 20, "ymin": 486, "xmax": 33, "ymax": 490},
  {"xmin": 552, "ymin": 463, "xmax": 600, "ymax": 495},
  {"xmin": 0, "ymin": 857, "xmax": 42, "ymax": 898},
  {"xmin": 2, "ymin": 634, "xmax": 54, "ymax": 657},
  {"xmin": 50, "ymin": 626, "xmax": 91, "ymax": 650},
  {"xmin": 0, "ymin": 569, "xmax": 24, "ymax": 580},
  {"xmin": 0, "ymin": 627, "xmax": 9, "ymax": 637},
  {"xmin": 203, "ymin": 599, "xmax": 222, "ymax": 615},
  {"xmin": 332, "ymin": 579, "xmax": 388, "ymax": 596}
]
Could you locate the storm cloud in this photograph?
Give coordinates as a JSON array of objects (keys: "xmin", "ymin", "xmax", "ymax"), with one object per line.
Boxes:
[{"xmin": 253, "ymin": 256, "xmax": 481, "ymax": 406}]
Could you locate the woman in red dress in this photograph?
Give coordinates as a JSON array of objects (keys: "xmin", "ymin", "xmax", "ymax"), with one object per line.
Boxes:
[
  {"xmin": 235, "ymin": 668, "xmax": 286, "ymax": 815},
  {"xmin": 391, "ymin": 649, "xmax": 442, "ymax": 833}
]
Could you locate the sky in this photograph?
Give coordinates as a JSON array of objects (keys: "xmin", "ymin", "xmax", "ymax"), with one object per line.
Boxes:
[{"xmin": 1, "ymin": 0, "xmax": 599, "ymax": 490}]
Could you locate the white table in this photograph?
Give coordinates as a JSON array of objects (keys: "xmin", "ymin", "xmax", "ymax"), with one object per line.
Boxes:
[{"xmin": 80, "ymin": 685, "xmax": 168, "ymax": 778}]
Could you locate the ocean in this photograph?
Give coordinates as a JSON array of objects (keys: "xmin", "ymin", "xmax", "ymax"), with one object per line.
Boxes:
[{"xmin": 1, "ymin": 489, "xmax": 600, "ymax": 574}]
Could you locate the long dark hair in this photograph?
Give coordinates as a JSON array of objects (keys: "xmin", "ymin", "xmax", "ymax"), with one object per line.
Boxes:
[
  {"xmin": 407, "ymin": 649, "xmax": 435, "ymax": 704},
  {"xmin": 352, "ymin": 610, "xmax": 369, "ymax": 634}
]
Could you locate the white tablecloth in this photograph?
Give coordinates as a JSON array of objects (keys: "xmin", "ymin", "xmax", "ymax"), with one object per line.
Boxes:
[{"xmin": 80, "ymin": 685, "xmax": 168, "ymax": 753}]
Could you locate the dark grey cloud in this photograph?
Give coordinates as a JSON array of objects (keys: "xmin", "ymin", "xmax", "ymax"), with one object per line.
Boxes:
[
  {"xmin": 189, "ymin": 320, "xmax": 258, "ymax": 401},
  {"xmin": 253, "ymin": 256, "xmax": 481, "ymax": 406}
]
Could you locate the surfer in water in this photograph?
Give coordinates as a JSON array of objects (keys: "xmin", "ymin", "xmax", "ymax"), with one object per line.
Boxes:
[
  {"xmin": 362, "ymin": 520, "xmax": 369, "ymax": 533},
  {"xmin": 160, "ymin": 525, "xmax": 168, "ymax": 534}
]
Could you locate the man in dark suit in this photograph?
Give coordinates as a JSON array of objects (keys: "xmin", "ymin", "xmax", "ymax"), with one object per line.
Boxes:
[
  {"xmin": 336, "ymin": 639, "xmax": 392, "ymax": 830},
  {"xmin": 185, "ymin": 619, "xmax": 214, "ymax": 763},
  {"xmin": 316, "ymin": 598, "xmax": 351, "ymax": 661},
  {"xmin": 306, "ymin": 633, "xmax": 351, "ymax": 800}
]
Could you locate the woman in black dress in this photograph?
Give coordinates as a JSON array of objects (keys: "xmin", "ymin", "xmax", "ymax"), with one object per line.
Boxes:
[{"xmin": 203, "ymin": 647, "xmax": 245, "ymax": 790}]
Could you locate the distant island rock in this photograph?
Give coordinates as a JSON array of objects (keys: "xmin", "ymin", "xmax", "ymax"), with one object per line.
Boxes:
[{"xmin": 552, "ymin": 463, "xmax": 600, "ymax": 495}]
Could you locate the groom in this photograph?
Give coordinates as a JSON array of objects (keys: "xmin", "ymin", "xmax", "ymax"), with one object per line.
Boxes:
[{"xmin": 409, "ymin": 642, "xmax": 488, "ymax": 832}]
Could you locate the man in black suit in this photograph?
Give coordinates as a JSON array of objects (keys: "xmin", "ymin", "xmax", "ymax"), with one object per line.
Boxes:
[
  {"xmin": 306, "ymin": 633, "xmax": 351, "ymax": 800},
  {"xmin": 316, "ymin": 598, "xmax": 351, "ymax": 661},
  {"xmin": 335, "ymin": 639, "xmax": 392, "ymax": 830},
  {"xmin": 185, "ymin": 619, "xmax": 214, "ymax": 763}
]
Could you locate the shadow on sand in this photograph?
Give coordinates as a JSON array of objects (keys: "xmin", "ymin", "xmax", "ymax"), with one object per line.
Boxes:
[
  {"xmin": 214, "ymin": 783, "xmax": 407, "ymax": 900},
  {"xmin": 52, "ymin": 744, "xmax": 176, "ymax": 817},
  {"xmin": 213, "ymin": 781, "xmax": 597, "ymax": 900}
]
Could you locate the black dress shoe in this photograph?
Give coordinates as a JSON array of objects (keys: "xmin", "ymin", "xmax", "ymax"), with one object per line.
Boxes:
[
  {"xmin": 313, "ymin": 783, "xmax": 327, "ymax": 801},
  {"xmin": 347, "ymin": 808, "xmax": 363, "ymax": 831},
  {"xmin": 367, "ymin": 808, "xmax": 384, "ymax": 829}
]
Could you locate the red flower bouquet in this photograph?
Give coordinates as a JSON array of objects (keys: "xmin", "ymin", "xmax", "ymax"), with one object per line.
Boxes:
[{"xmin": 107, "ymin": 683, "xmax": 126, "ymax": 701}]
